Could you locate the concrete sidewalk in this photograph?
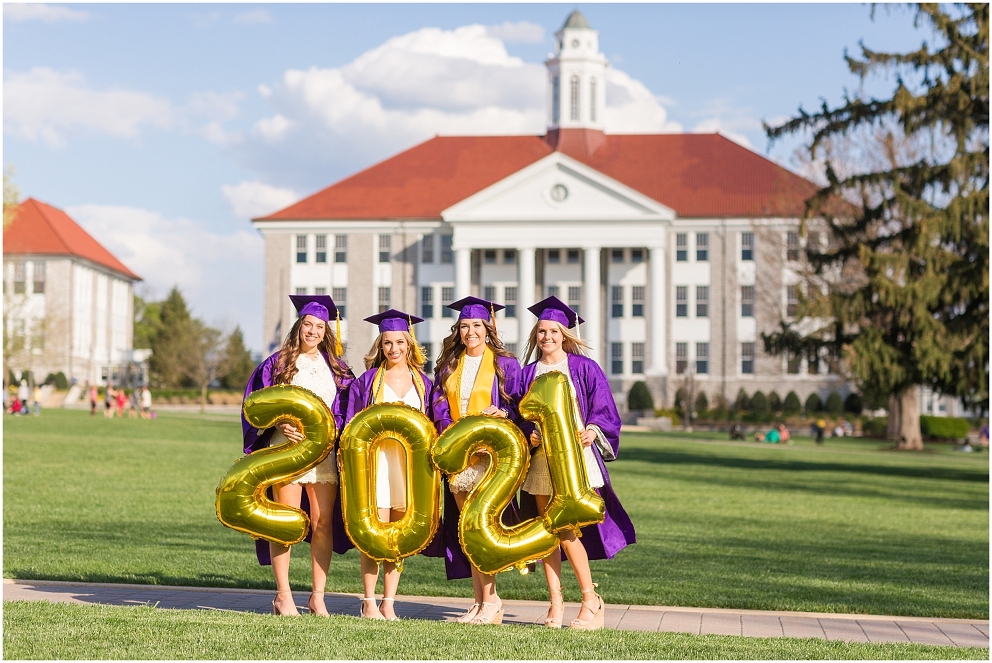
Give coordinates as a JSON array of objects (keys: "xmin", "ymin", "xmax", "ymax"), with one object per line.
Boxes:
[{"xmin": 4, "ymin": 578, "xmax": 987, "ymax": 649}]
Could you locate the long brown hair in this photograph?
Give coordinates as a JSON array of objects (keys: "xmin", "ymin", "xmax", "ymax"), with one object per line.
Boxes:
[
  {"xmin": 272, "ymin": 315, "xmax": 349, "ymax": 385},
  {"xmin": 363, "ymin": 331, "xmax": 425, "ymax": 372},
  {"xmin": 435, "ymin": 318, "xmax": 515, "ymax": 405},
  {"xmin": 523, "ymin": 320, "xmax": 590, "ymax": 363}
]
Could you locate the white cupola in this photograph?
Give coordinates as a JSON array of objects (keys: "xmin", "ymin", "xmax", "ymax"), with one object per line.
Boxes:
[{"xmin": 545, "ymin": 10, "xmax": 608, "ymax": 132}]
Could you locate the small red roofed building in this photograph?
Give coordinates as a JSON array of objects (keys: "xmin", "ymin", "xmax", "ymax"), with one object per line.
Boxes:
[
  {"xmin": 3, "ymin": 197, "xmax": 143, "ymax": 389},
  {"xmin": 252, "ymin": 11, "xmax": 845, "ymax": 409}
]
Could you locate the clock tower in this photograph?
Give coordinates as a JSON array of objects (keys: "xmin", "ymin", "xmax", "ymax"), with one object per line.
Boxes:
[{"xmin": 545, "ymin": 10, "xmax": 608, "ymax": 133}]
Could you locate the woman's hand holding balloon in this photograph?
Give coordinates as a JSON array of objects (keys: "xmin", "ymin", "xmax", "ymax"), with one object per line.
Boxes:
[
  {"xmin": 278, "ymin": 422, "xmax": 305, "ymax": 442},
  {"xmin": 579, "ymin": 428, "xmax": 597, "ymax": 447},
  {"xmin": 481, "ymin": 405, "xmax": 507, "ymax": 418},
  {"xmin": 530, "ymin": 430, "xmax": 542, "ymax": 447}
]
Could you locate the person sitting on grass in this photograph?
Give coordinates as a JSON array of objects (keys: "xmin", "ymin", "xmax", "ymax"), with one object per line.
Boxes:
[{"xmin": 755, "ymin": 424, "xmax": 782, "ymax": 443}]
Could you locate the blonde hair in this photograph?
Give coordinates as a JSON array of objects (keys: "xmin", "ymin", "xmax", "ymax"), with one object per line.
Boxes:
[
  {"xmin": 363, "ymin": 331, "xmax": 425, "ymax": 371},
  {"xmin": 523, "ymin": 321, "xmax": 590, "ymax": 363}
]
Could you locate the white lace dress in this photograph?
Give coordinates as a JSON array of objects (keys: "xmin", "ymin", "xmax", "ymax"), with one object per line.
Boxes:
[
  {"xmin": 375, "ymin": 382, "xmax": 420, "ymax": 509},
  {"xmin": 449, "ymin": 354, "xmax": 491, "ymax": 494},
  {"xmin": 269, "ymin": 352, "xmax": 339, "ymax": 485},
  {"xmin": 521, "ymin": 357, "xmax": 605, "ymax": 496}
]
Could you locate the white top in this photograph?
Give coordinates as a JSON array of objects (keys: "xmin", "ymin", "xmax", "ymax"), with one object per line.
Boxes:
[
  {"xmin": 382, "ymin": 382, "xmax": 421, "ymax": 410},
  {"xmin": 141, "ymin": 389, "xmax": 152, "ymax": 408},
  {"xmin": 535, "ymin": 356, "xmax": 583, "ymax": 426},
  {"xmin": 291, "ymin": 352, "xmax": 338, "ymax": 410},
  {"xmin": 459, "ymin": 353, "xmax": 484, "ymax": 416}
]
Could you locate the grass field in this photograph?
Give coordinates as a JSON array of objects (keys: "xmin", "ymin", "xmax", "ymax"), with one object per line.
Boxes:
[
  {"xmin": 3, "ymin": 409, "xmax": 988, "ymax": 618},
  {"xmin": 3, "ymin": 601, "xmax": 986, "ymax": 660}
]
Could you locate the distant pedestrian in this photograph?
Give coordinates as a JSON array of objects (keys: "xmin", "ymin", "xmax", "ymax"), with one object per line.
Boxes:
[
  {"xmin": 814, "ymin": 419, "xmax": 826, "ymax": 445},
  {"xmin": 89, "ymin": 384, "xmax": 99, "ymax": 416},
  {"xmin": 141, "ymin": 386, "xmax": 152, "ymax": 419},
  {"xmin": 778, "ymin": 423, "xmax": 791, "ymax": 444},
  {"xmin": 104, "ymin": 385, "xmax": 115, "ymax": 418},
  {"xmin": 32, "ymin": 385, "xmax": 42, "ymax": 415},
  {"xmin": 129, "ymin": 389, "xmax": 140, "ymax": 419},
  {"xmin": 17, "ymin": 380, "xmax": 30, "ymax": 414},
  {"xmin": 116, "ymin": 388, "xmax": 127, "ymax": 418},
  {"xmin": 729, "ymin": 423, "xmax": 745, "ymax": 440}
]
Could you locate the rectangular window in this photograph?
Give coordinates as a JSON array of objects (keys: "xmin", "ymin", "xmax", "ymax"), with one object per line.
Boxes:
[
  {"xmin": 696, "ymin": 342, "xmax": 709, "ymax": 374},
  {"xmin": 611, "ymin": 285, "xmax": 624, "ymax": 318},
  {"xmin": 547, "ymin": 249, "xmax": 561, "ymax": 264},
  {"xmin": 675, "ymin": 342, "xmax": 688, "ymax": 375},
  {"xmin": 332, "ymin": 287, "xmax": 347, "ymax": 318},
  {"xmin": 296, "ymin": 235, "xmax": 307, "ymax": 263},
  {"xmin": 631, "ymin": 342, "xmax": 645, "ymax": 374},
  {"xmin": 741, "ymin": 285, "xmax": 755, "ymax": 317},
  {"xmin": 611, "ymin": 248, "xmax": 624, "ymax": 263},
  {"xmin": 676, "ymin": 233, "xmax": 688, "ymax": 262},
  {"xmin": 440, "ymin": 235, "xmax": 453, "ymax": 264},
  {"xmin": 741, "ymin": 342, "xmax": 755, "ymax": 374},
  {"xmin": 741, "ymin": 232, "xmax": 754, "ymax": 261},
  {"xmin": 503, "ymin": 248, "xmax": 516, "ymax": 264},
  {"xmin": 315, "ymin": 235, "xmax": 327, "ymax": 263},
  {"xmin": 32, "ymin": 261, "xmax": 45, "ymax": 294},
  {"xmin": 295, "ymin": 287, "xmax": 307, "ymax": 295},
  {"xmin": 611, "ymin": 342, "xmax": 623, "ymax": 375},
  {"xmin": 547, "ymin": 285, "xmax": 560, "ymax": 298},
  {"xmin": 377, "ymin": 287, "xmax": 391, "ymax": 313},
  {"xmin": 696, "ymin": 233, "xmax": 709, "ymax": 261},
  {"xmin": 505, "ymin": 342, "xmax": 517, "ymax": 356},
  {"xmin": 696, "ymin": 286, "xmax": 709, "ymax": 318},
  {"xmin": 422, "ymin": 342, "xmax": 434, "ymax": 373},
  {"xmin": 787, "ymin": 354, "xmax": 801, "ymax": 374},
  {"xmin": 630, "ymin": 248, "xmax": 644, "ymax": 263},
  {"xmin": 786, "ymin": 231, "xmax": 801, "ymax": 261},
  {"xmin": 632, "ymin": 286, "xmax": 645, "ymax": 317},
  {"xmin": 567, "ymin": 286, "xmax": 581, "ymax": 316},
  {"xmin": 441, "ymin": 286, "xmax": 454, "ymax": 317},
  {"xmin": 314, "ymin": 287, "xmax": 326, "ymax": 295},
  {"xmin": 483, "ymin": 285, "xmax": 496, "ymax": 302},
  {"xmin": 378, "ymin": 235, "xmax": 391, "ymax": 263},
  {"xmin": 675, "ymin": 286, "xmax": 687, "ymax": 317},
  {"xmin": 335, "ymin": 235, "xmax": 348, "ymax": 263},
  {"xmin": 484, "ymin": 249, "xmax": 497, "ymax": 264},
  {"xmin": 504, "ymin": 286, "xmax": 517, "ymax": 318},
  {"xmin": 421, "ymin": 235, "xmax": 434, "ymax": 263},
  {"xmin": 566, "ymin": 248, "xmax": 580, "ymax": 264},
  {"xmin": 787, "ymin": 285, "xmax": 800, "ymax": 317},
  {"xmin": 420, "ymin": 286, "xmax": 434, "ymax": 319}
]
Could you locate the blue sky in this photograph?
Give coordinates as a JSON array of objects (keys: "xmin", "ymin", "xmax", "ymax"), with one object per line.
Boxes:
[{"xmin": 4, "ymin": 3, "xmax": 928, "ymax": 351}]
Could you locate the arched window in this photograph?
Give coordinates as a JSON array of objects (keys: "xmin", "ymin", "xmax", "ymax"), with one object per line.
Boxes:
[
  {"xmin": 551, "ymin": 76, "xmax": 560, "ymax": 124},
  {"xmin": 589, "ymin": 78, "xmax": 597, "ymax": 122},
  {"xmin": 570, "ymin": 75, "xmax": 580, "ymax": 121}
]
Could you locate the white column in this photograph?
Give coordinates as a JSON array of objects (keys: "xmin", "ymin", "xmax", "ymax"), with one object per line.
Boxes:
[
  {"xmin": 647, "ymin": 245, "xmax": 668, "ymax": 375},
  {"xmin": 582, "ymin": 246, "xmax": 602, "ymax": 366},
  {"xmin": 455, "ymin": 248, "xmax": 472, "ymax": 299},
  {"xmin": 517, "ymin": 247, "xmax": 536, "ymax": 355}
]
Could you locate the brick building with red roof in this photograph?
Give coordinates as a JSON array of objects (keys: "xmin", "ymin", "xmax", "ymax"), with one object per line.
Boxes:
[
  {"xmin": 4, "ymin": 197, "xmax": 142, "ymax": 389},
  {"xmin": 252, "ymin": 11, "xmax": 843, "ymax": 408}
]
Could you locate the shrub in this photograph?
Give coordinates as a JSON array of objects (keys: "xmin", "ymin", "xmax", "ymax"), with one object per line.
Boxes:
[
  {"xmin": 805, "ymin": 392, "xmax": 823, "ymax": 415},
  {"xmin": 733, "ymin": 388, "xmax": 750, "ymax": 412},
  {"xmin": 826, "ymin": 391, "xmax": 844, "ymax": 416},
  {"xmin": 920, "ymin": 415, "xmax": 970, "ymax": 440},
  {"xmin": 653, "ymin": 408, "xmax": 681, "ymax": 426},
  {"xmin": 783, "ymin": 391, "xmax": 802, "ymax": 416},
  {"xmin": 695, "ymin": 391, "xmax": 709, "ymax": 414},
  {"xmin": 627, "ymin": 381, "xmax": 654, "ymax": 412},
  {"xmin": 710, "ymin": 394, "xmax": 729, "ymax": 420},
  {"xmin": 44, "ymin": 372, "xmax": 69, "ymax": 390},
  {"xmin": 751, "ymin": 391, "xmax": 769, "ymax": 415},
  {"xmin": 674, "ymin": 386, "xmax": 689, "ymax": 414},
  {"xmin": 862, "ymin": 417, "xmax": 888, "ymax": 438},
  {"xmin": 844, "ymin": 392, "xmax": 864, "ymax": 415},
  {"xmin": 768, "ymin": 391, "xmax": 782, "ymax": 413}
]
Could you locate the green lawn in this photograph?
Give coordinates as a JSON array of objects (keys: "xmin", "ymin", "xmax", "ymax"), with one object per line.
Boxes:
[
  {"xmin": 3, "ymin": 409, "xmax": 988, "ymax": 618},
  {"xmin": 3, "ymin": 601, "xmax": 986, "ymax": 660}
]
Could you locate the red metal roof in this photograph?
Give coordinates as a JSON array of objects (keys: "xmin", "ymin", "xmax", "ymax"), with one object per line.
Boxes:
[
  {"xmin": 3, "ymin": 198, "xmax": 141, "ymax": 281},
  {"xmin": 257, "ymin": 132, "xmax": 817, "ymax": 222}
]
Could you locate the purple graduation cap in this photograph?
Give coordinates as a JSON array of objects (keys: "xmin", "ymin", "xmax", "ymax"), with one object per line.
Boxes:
[
  {"xmin": 447, "ymin": 295, "xmax": 504, "ymax": 321},
  {"xmin": 528, "ymin": 295, "xmax": 584, "ymax": 329},
  {"xmin": 363, "ymin": 308, "xmax": 424, "ymax": 333},
  {"xmin": 289, "ymin": 294, "xmax": 339, "ymax": 322}
]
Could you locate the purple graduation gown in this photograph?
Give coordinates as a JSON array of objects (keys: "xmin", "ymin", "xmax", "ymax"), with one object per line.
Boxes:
[
  {"xmin": 240, "ymin": 350, "xmax": 356, "ymax": 565},
  {"xmin": 517, "ymin": 353, "xmax": 636, "ymax": 560},
  {"xmin": 429, "ymin": 353, "xmax": 524, "ymax": 579},
  {"xmin": 343, "ymin": 366, "xmax": 445, "ymax": 558}
]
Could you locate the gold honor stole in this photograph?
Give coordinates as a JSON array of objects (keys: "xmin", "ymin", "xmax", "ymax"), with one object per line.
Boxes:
[
  {"xmin": 445, "ymin": 346, "xmax": 497, "ymax": 421},
  {"xmin": 371, "ymin": 366, "xmax": 427, "ymax": 409}
]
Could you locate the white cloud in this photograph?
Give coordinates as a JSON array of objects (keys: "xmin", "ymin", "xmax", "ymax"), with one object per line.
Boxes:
[
  {"xmin": 485, "ymin": 21, "xmax": 544, "ymax": 43},
  {"xmin": 233, "ymin": 9, "xmax": 273, "ymax": 25},
  {"xmin": 222, "ymin": 180, "xmax": 298, "ymax": 219},
  {"xmin": 4, "ymin": 4, "xmax": 88, "ymax": 23},
  {"xmin": 67, "ymin": 203, "xmax": 264, "ymax": 346},
  {"xmin": 689, "ymin": 98, "xmax": 765, "ymax": 149},
  {"xmin": 692, "ymin": 119, "xmax": 754, "ymax": 149},
  {"xmin": 604, "ymin": 69, "xmax": 681, "ymax": 134}
]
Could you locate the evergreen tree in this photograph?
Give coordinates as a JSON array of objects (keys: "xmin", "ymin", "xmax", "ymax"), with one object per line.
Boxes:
[
  {"xmin": 805, "ymin": 393, "xmax": 823, "ymax": 416},
  {"xmin": 221, "ymin": 327, "xmax": 255, "ymax": 391},
  {"xmin": 694, "ymin": 390, "xmax": 709, "ymax": 415},
  {"xmin": 783, "ymin": 391, "xmax": 802, "ymax": 416},
  {"xmin": 768, "ymin": 391, "xmax": 783, "ymax": 413},
  {"xmin": 733, "ymin": 388, "xmax": 750, "ymax": 413},
  {"xmin": 751, "ymin": 391, "xmax": 770, "ymax": 416},
  {"xmin": 844, "ymin": 392, "xmax": 864, "ymax": 415},
  {"xmin": 765, "ymin": 5, "xmax": 988, "ymax": 449},
  {"xmin": 826, "ymin": 391, "xmax": 845, "ymax": 416},
  {"xmin": 149, "ymin": 287, "xmax": 193, "ymax": 388}
]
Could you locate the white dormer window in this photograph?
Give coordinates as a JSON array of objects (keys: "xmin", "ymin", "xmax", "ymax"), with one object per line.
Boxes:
[
  {"xmin": 570, "ymin": 75, "xmax": 580, "ymax": 121},
  {"xmin": 589, "ymin": 78, "xmax": 597, "ymax": 122}
]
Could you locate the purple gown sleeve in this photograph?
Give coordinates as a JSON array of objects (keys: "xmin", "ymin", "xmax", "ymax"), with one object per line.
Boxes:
[{"xmin": 571, "ymin": 355, "xmax": 622, "ymax": 459}]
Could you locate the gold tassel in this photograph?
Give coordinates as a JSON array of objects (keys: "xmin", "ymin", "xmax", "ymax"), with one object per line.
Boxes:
[
  {"xmin": 490, "ymin": 304, "xmax": 498, "ymax": 341},
  {"xmin": 335, "ymin": 311, "xmax": 344, "ymax": 357},
  {"xmin": 409, "ymin": 315, "xmax": 426, "ymax": 365}
]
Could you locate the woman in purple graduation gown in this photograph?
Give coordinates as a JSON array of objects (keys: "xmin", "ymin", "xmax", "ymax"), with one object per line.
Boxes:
[
  {"xmin": 519, "ymin": 296, "xmax": 636, "ymax": 631},
  {"xmin": 241, "ymin": 295, "xmax": 355, "ymax": 617},
  {"xmin": 344, "ymin": 309, "xmax": 434, "ymax": 621},
  {"xmin": 429, "ymin": 296, "xmax": 523, "ymax": 625}
]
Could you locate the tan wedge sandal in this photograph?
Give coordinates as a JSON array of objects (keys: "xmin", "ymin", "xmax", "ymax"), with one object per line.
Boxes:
[
  {"xmin": 544, "ymin": 587, "xmax": 564, "ymax": 628},
  {"xmin": 569, "ymin": 585, "xmax": 604, "ymax": 631}
]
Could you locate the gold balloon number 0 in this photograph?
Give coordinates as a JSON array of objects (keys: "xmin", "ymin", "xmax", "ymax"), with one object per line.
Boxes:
[{"xmin": 215, "ymin": 385, "xmax": 337, "ymax": 547}]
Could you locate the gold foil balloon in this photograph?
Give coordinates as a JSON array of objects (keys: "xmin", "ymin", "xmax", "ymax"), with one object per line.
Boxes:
[
  {"xmin": 338, "ymin": 404, "xmax": 442, "ymax": 563},
  {"xmin": 215, "ymin": 385, "xmax": 337, "ymax": 547},
  {"xmin": 431, "ymin": 415, "xmax": 560, "ymax": 575},
  {"xmin": 519, "ymin": 372, "xmax": 605, "ymax": 534}
]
